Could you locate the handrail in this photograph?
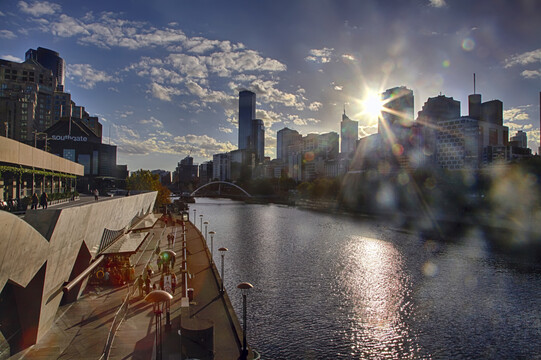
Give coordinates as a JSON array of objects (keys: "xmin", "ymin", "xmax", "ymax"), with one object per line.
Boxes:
[{"xmin": 63, "ymin": 255, "xmax": 105, "ymax": 293}]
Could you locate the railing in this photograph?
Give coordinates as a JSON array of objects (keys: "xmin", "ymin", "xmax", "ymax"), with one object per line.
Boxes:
[{"xmin": 99, "ymin": 283, "xmax": 131, "ymax": 360}]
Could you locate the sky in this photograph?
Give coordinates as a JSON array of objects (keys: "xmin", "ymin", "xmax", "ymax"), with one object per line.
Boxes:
[{"xmin": 1, "ymin": 0, "xmax": 540, "ymax": 173}]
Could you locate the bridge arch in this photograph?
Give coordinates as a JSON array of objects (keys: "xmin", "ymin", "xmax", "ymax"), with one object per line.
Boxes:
[{"xmin": 190, "ymin": 181, "xmax": 252, "ymax": 197}]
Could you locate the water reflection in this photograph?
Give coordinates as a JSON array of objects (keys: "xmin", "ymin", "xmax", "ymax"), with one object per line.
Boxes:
[{"xmin": 335, "ymin": 237, "xmax": 417, "ymax": 358}]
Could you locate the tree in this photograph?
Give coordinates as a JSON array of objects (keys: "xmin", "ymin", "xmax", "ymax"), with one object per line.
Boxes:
[{"xmin": 127, "ymin": 169, "xmax": 171, "ymax": 209}]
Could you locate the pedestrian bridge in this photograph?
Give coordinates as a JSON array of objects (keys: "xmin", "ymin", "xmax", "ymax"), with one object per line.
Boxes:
[{"xmin": 190, "ymin": 181, "xmax": 251, "ymax": 197}]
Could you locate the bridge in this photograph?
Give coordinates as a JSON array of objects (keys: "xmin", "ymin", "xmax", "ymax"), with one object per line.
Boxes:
[{"xmin": 190, "ymin": 181, "xmax": 252, "ymax": 197}]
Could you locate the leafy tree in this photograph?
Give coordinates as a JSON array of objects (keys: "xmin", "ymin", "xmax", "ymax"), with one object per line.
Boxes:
[{"xmin": 127, "ymin": 169, "xmax": 171, "ymax": 209}]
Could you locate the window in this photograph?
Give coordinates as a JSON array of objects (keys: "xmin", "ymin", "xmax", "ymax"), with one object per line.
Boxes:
[
  {"xmin": 63, "ymin": 149, "xmax": 76, "ymax": 162},
  {"xmin": 78, "ymin": 154, "xmax": 91, "ymax": 175},
  {"xmin": 92, "ymin": 150, "xmax": 99, "ymax": 175}
]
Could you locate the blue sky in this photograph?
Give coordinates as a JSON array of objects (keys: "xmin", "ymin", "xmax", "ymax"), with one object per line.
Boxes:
[{"xmin": 1, "ymin": 0, "xmax": 540, "ymax": 172}]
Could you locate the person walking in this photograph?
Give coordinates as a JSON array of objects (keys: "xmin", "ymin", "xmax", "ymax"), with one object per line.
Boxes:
[
  {"xmin": 39, "ymin": 192, "xmax": 48, "ymax": 209},
  {"xmin": 31, "ymin": 193, "xmax": 39, "ymax": 210},
  {"xmin": 136, "ymin": 275, "xmax": 144, "ymax": 297},
  {"xmin": 93, "ymin": 188, "xmax": 99, "ymax": 201},
  {"xmin": 171, "ymin": 273, "xmax": 177, "ymax": 294}
]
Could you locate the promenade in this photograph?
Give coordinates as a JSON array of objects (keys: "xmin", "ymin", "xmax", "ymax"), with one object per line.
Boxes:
[{"xmin": 8, "ymin": 213, "xmax": 252, "ymax": 359}]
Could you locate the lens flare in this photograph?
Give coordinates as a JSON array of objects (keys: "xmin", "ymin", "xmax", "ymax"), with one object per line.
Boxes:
[
  {"xmin": 462, "ymin": 38, "xmax": 475, "ymax": 51},
  {"xmin": 361, "ymin": 90, "xmax": 384, "ymax": 120}
]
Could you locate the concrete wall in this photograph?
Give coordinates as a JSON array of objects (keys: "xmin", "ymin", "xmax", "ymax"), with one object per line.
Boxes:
[
  {"xmin": 0, "ymin": 191, "xmax": 157, "ymax": 351},
  {"xmin": 0, "ymin": 136, "xmax": 84, "ymax": 176}
]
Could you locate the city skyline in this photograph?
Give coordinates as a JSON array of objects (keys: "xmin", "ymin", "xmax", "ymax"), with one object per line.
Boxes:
[{"xmin": 1, "ymin": 0, "xmax": 540, "ymax": 172}]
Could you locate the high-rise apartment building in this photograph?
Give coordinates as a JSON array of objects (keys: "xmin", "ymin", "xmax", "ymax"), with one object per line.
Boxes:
[
  {"xmin": 510, "ymin": 130, "xmax": 528, "ymax": 148},
  {"xmin": 238, "ymin": 90, "xmax": 256, "ymax": 150},
  {"xmin": 0, "ymin": 58, "xmax": 55, "ymax": 141},
  {"xmin": 25, "ymin": 47, "xmax": 65, "ymax": 91},
  {"xmin": 340, "ymin": 109, "xmax": 358, "ymax": 155}
]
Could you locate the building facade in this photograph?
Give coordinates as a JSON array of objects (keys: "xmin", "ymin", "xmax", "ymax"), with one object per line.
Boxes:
[
  {"xmin": 238, "ymin": 90, "xmax": 256, "ymax": 150},
  {"xmin": 25, "ymin": 47, "xmax": 65, "ymax": 91},
  {"xmin": 340, "ymin": 110, "xmax": 358, "ymax": 155}
]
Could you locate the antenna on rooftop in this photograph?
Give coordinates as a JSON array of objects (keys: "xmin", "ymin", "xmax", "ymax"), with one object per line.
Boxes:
[{"xmin": 473, "ymin": 73, "xmax": 476, "ymax": 94}]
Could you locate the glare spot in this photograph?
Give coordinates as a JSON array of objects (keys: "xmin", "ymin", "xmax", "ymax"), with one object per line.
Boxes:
[
  {"xmin": 304, "ymin": 152, "xmax": 315, "ymax": 162},
  {"xmin": 442, "ymin": 60, "xmax": 450, "ymax": 68},
  {"xmin": 422, "ymin": 261, "xmax": 438, "ymax": 277},
  {"xmin": 378, "ymin": 161, "xmax": 391, "ymax": 175},
  {"xmin": 392, "ymin": 143, "xmax": 404, "ymax": 156},
  {"xmin": 462, "ymin": 38, "xmax": 475, "ymax": 51},
  {"xmin": 398, "ymin": 172, "xmax": 409, "ymax": 186},
  {"xmin": 424, "ymin": 177, "xmax": 437, "ymax": 190}
]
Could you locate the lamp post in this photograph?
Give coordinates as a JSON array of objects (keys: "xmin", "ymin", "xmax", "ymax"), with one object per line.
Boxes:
[
  {"xmin": 218, "ymin": 247, "xmax": 227, "ymax": 293},
  {"xmin": 145, "ymin": 290, "xmax": 173, "ymax": 360},
  {"xmin": 237, "ymin": 282, "xmax": 253, "ymax": 360},
  {"xmin": 193, "ymin": 209, "xmax": 196, "ymax": 225},
  {"xmin": 199, "ymin": 214, "xmax": 203, "ymax": 230},
  {"xmin": 204, "ymin": 221, "xmax": 209, "ymax": 242},
  {"xmin": 208, "ymin": 231, "xmax": 215, "ymax": 258}
]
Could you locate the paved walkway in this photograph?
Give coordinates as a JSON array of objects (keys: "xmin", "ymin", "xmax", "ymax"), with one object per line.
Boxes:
[{"xmin": 8, "ymin": 214, "xmax": 252, "ymax": 360}]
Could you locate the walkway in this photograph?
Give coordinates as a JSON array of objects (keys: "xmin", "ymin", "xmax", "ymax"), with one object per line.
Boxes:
[{"xmin": 8, "ymin": 214, "xmax": 252, "ymax": 359}]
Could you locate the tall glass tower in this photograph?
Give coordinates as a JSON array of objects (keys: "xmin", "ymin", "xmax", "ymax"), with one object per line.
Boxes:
[
  {"xmin": 25, "ymin": 47, "xmax": 65, "ymax": 91},
  {"xmin": 238, "ymin": 90, "xmax": 256, "ymax": 150}
]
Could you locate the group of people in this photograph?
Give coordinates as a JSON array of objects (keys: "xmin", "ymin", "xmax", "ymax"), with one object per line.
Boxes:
[{"xmin": 31, "ymin": 192, "xmax": 49, "ymax": 209}]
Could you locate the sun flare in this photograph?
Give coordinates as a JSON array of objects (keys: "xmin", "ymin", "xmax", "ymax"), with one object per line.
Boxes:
[{"xmin": 361, "ymin": 91, "xmax": 384, "ymax": 119}]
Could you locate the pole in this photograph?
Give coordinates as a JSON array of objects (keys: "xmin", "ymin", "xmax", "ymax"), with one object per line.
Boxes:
[
  {"xmin": 211, "ymin": 234, "xmax": 214, "ymax": 258},
  {"xmin": 242, "ymin": 293, "xmax": 247, "ymax": 359},
  {"xmin": 220, "ymin": 253, "xmax": 224, "ymax": 293},
  {"xmin": 193, "ymin": 209, "xmax": 196, "ymax": 224},
  {"xmin": 205, "ymin": 224, "xmax": 208, "ymax": 242}
]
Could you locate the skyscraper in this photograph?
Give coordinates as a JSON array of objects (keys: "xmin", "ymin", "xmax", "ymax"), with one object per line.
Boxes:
[
  {"xmin": 238, "ymin": 90, "xmax": 256, "ymax": 150},
  {"xmin": 251, "ymin": 119, "xmax": 265, "ymax": 163},
  {"xmin": 25, "ymin": 47, "xmax": 65, "ymax": 91},
  {"xmin": 276, "ymin": 127, "xmax": 302, "ymax": 162},
  {"xmin": 340, "ymin": 109, "xmax": 358, "ymax": 155},
  {"xmin": 379, "ymin": 86, "xmax": 414, "ymax": 137}
]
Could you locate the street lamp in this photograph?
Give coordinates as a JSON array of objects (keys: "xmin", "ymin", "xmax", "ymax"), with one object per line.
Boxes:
[
  {"xmin": 199, "ymin": 214, "xmax": 203, "ymax": 230},
  {"xmin": 204, "ymin": 221, "xmax": 209, "ymax": 242},
  {"xmin": 145, "ymin": 290, "xmax": 173, "ymax": 360},
  {"xmin": 237, "ymin": 282, "xmax": 253, "ymax": 359},
  {"xmin": 218, "ymin": 247, "xmax": 227, "ymax": 293},
  {"xmin": 193, "ymin": 209, "xmax": 196, "ymax": 225},
  {"xmin": 208, "ymin": 231, "xmax": 215, "ymax": 258},
  {"xmin": 33, "ymin": 131, "xmax": 49, "ymax": 150}
]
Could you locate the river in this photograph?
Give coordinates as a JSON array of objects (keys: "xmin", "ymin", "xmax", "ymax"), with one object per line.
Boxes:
[{"xmin": 189, "ymin": 198, "xmax": 541, "ymax": 359}]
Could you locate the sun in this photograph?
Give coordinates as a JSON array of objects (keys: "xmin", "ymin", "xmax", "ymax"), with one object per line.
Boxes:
[{"xmin": 361, "ymin": 90, "xmax": 384, "ymax": 120}]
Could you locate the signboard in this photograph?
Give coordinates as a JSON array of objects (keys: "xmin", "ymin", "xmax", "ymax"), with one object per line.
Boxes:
[
  {"xmin": 51, "ymin": 135, "xmax": 88, "ymax": 142},
  {"xmin": 164, "ymin": 274, "xmax": 172, "ymax": 294}
]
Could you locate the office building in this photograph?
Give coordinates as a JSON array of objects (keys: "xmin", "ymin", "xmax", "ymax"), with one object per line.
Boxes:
[
  {"xmin": 176, "ymin": 156, "xmax": 198, "ymax": 184},
  {"xmin": 199, "ymin": 161, "xmax": 213, "ymax": 184},
  {"xmin": 213, "ymin": 153, "xmax": 230, "ymax": 181},
  {"xmin": 340, "ymin": 109, "xmax": 358, "ymax": 155},
  {"xmin": 277, "ymin": 127, "xmax": 302, "ymax": 163},
  {"xmin": 238, "ymin": 90, "xmax": 256, "ymax": 150},
  {"xmin": 379, "ymin": 86, "xmax": 414, "ymax": 141},
  {"xmin": 251, "ymin": 119, "xmax": 265, "ymax": 163}
]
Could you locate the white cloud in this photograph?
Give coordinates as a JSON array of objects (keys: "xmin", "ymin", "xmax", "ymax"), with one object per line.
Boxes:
[
  {"xmin": 51, "ymin": 14, "xmax": 89, "ymax": 37},
  {"xmin": 521, "ymin": 69, "xmax": 541, "ymax": 79},
  {"xmin": 0, "ymin": 30, "xmax": 16, "ymax": 39},
  {"xmin": 67, "ymin": 64, "xmax": 119, "ymax": 89},
  {"xmin": 219, "ymin": 126, "xmax": 233, "ymax": 133},
  {"xmin": 429, "ymin": 0, "xmax": 446, "ymax": 8},
  {"xmin": 18, "ymin": 1, "xmax": 61, "ymax": 16},
  {"xmin": 250, "ymin": 79, "xmax": 305, "ymax": 110},
  {"xmin": 172, "ymin": 134, "xmax": 236, "ymax": 157},
  {"xmin": 305, "ymin": 48, "xmax": 334, "ymax": 63},
  {"xmin": 288, "ymin": 114, "xmax": 320, "ymax": 126},
  {"xmin": 504, "ymin": 48, "xmax": 541, "ymax": 68},
  {"xmin": 341, "ymin": 54, "xmax": 356, "ymax": 61},
  {"xmin": 149, "ymin": 82, "xmax": 182, "ymax": 101},
  {"xmin": 139, "ymin": 117, "xmax": 164, "ymax": 128},
  {"xmin": 309, "ymin": 102, "xmax": 323, "ymax": 111},
  {"xmin": 1, "ymin": 54, "xmax": 23, "ymax": 62},
  {"xmin": 334, "ymin": 85, "xmax": 343, "ymax": 91},
  {"xmin": 504, "ymin": 106, "xmax": 531, "ymax": 122}
]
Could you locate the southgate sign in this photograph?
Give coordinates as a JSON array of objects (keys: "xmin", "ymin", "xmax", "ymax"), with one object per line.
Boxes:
[{"xmin": 51, "ymin": 135, "xmax": 88, "ymax": 142}]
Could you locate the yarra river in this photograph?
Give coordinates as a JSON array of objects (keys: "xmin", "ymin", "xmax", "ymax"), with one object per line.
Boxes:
[{"xmin": 190, "ymin": 198, "xmax": 541, "ymax": 359}]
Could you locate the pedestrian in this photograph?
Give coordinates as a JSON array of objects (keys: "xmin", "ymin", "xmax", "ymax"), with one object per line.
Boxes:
[
  {"xmin": 157, "ymin": 256, "xmax": 162, "ymax": 272},
  {"xmin": 171, "ymin": 273, "xmax": 177, "ymax": 294},
  {"xmin": 39, "ymin": 192, "xmax": 48, "ymax": 209},
  {"xmin": 145, "ymin": 276, "xmax": 151, "ymax": 294},
  {"xmin": 136, "ymin": 275, "xmax": 144, "ymax": 297},
  {"xmin": 93, "ymin": 188, "xmax": 99, "ymax": 201},
  {"xmin": 31, "ymin": 193, "xmax": 39, "ymax": 209}
]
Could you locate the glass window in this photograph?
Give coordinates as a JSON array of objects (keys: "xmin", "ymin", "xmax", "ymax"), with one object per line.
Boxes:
[
  {"xmin": 92, "ymin": 150, "xmax": 99, "ymax": 175},
  {"xmin": 63, "ymin": 149, "xmax": 76, "ymax": 162},
  {"xmin": 78, "ymin": 154, "xmax": 91, "ymax": 175}
]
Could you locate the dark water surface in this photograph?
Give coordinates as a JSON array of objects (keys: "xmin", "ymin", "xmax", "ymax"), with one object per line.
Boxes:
[{"xmin": 190, "ymin": 198, "xmax": 541, "ymax": 359}]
